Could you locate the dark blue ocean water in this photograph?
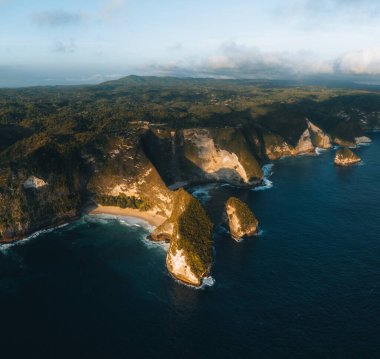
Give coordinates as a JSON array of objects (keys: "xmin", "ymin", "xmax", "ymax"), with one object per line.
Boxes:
[{"xmin": 1, "ymin": 135, "xmax": 380, "ymax": 359}]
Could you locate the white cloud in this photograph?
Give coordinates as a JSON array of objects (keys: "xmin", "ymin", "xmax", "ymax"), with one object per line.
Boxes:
[
  {"xmin": 199, "ymin": 42, "xmax": 334, "ymax": 78},
  {"xmin": 144, "ymin": 42, "xmax": 380, "ymax": 79},
  {"xmin": 336, "ymin": 49, "xmax": 380, "ymax": 75}
]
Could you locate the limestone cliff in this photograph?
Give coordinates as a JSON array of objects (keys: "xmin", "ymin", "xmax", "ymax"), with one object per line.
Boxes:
[
  {"xmin": 225, "ymin": 197, "xmax": 259, "ymax": 241},
  {"xmin": 261, "ymin": 119, "xmax": 334, "ymax": 159},
  {"xmin": 306, "ymin": 120, "xmax": 332, "ymax": 149},
  {"xmin": 152, "ymin": 188, "xmax": 213, "ymax": 286},
  {"xmin": 143, "ymin": 127, "xmax": 263, "ymax": 187},
  {"xmin": 334, "ymin": 148, "xmax": 361, "ymax": 166},
  {"xmin": 261, "ymin": 129, "xmax": 294, "ymax": 160},
  {"xmin": 87, "ymin": 134, "xmax": 173, "ymax": 217}
]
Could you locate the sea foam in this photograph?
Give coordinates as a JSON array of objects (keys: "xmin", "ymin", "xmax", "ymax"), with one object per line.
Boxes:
[
  {"xmin": 191, "ymin": 183, "xmax": 218, "ymax": 203},
  {"xmin": 142, "ymin": 237, "xmax": 170, "ymax": 251},
  {"xmin": 0, "ymin": 223, "xmax": 69, "ymax": 254},
  {"xmin": 252, "ymin": 164, "xmax": 274, "ymax": 191},
  {"xmin": 315, "ymin": 147, "xmax": 328, "ymax": 155}
]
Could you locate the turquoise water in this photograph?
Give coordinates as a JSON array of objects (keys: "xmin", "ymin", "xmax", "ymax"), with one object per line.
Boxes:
[{"xmin": 1, "ymin": 135, "xmax": 379, "ymax": 358}]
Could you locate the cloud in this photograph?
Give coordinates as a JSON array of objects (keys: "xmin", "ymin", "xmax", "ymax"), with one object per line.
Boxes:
[
  {"xmin": 145, "ymin": 42, "xmax": 380, "ymax": 79},
  {"xmin": 50, "ymin": 39, "xmax": 77, "ymax": 53},
  {"xmin": 32, "ymin": 10, "xmax": 83, "ymax": 27},
  {"xmin": 100, "ymin": 0, "xmax": 125, "ymax": 20},
  {"xmin": 336, "ymin": 49, "xmax": 380, "ymax": 75},
  {"xmin": 198, "ymin": 42, "xmax": 334, "ymax": 78}
]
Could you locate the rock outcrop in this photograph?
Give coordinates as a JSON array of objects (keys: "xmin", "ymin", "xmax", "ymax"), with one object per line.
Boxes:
[
  {"xmin": 23, "ymin": 176, "xmax": 48, "ymax": 189},
  {"xmin": 306, "ymin": 120, "xmax": 332, "ymax": 149},
  {"xmin": 143, "ymin": 127, "xmax": 263, "ymax": 187},
  {"xmin": 183, "ymin": 128, "xmax": 263, "ymax": 186},
  {"xmin": 262, "ymin": 126, "xmax": 315, "ymax": 160},
  {"xmin": 152, "ymin": 188, "xmax": 213, "ymax": 286},
  {"xmin": 87, "ymin": 134, "xmax": 173, "ymax": 217},
  {"xmin": 225, "ymin": 197, "xmax": 259, "ymax": 241},
  {"xmin": 261, "ymin": 129, "xmax": 294, "ymax": 160},
  {"xmin": 355, "ymin": 136, "xmax": 372, "ymax": 145},
  {"xmin": 334, "ymin": 148, "xmax": 361, "ymax": 166}
]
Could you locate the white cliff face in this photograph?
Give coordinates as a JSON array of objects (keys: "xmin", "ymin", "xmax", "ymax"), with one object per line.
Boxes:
[
  {"xmin": 23, "ymin": 176, "xmax": 47, "ymax": 189},
  {"xmin": 355, "ymin": 136, "xmax": 372, "ymax": 144},
  {"xmin": 183, "ymin": 129, "xmax": 250, "ymax": 184},
  {"xmin": 307, "ymin": 120, "xmax": 332, "ymax": 149},
  {"xmin": 166, "ymin": 248, "xmax": 200, "ymax": 286},
  {"xmin": 294, "ymin": 128, "xmax": 315, "ymax": 154}
]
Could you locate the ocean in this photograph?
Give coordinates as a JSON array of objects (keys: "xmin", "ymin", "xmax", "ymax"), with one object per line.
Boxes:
[{"xmin": 1, "ymin": 134, "xmax": 379, "ymax": 359}]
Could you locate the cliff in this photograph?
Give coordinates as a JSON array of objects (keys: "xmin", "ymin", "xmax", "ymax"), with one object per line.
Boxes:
[
  {"xmin": 0, "ymin": 136, "xmax": 84, "ymax": 241},
  {"xmin": 334, "ymin": 148, "xmax": 361, "ymax": 166},
  {"xmin": 306, "ymin": 120, "xmax": 332, "ymax": 149},
  {"xmin": 143, "ymin": 127, "xmax": 263, "ymax": 187},
  {"xmin": 259, "ymin": 119, "xmax": 335, "ymax": 159},
  {"xmin": 86, "ymin": 133, "xmax": 173, "ymax": 217},
  {"xmin": 225, "ymin": 197, "xmax": 259, "ymax": 241},
  {"xmin": 152, "ymin": 188, "xmax": 213, "ymax": 286}
]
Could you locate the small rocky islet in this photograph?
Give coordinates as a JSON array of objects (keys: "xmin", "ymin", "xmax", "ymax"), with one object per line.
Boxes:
[
  {"xmin": 225, "ymin": 197, "xmax": 259, "ymax": 241},
  {"xmin": 334, "ymin": 147, "xmax": 361, "ymax": 166}
]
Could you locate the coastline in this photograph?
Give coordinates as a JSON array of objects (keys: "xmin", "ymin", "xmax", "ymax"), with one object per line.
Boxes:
[{"xmin": 87, "ymin": 205, "xmax": 166, "ymax": 227}]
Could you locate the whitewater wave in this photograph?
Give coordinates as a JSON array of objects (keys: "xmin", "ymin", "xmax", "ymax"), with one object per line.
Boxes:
[
  {"xmin": 0, "ymin": 223, "xmax": 69, "ymax": 254},
  {"xmin": 86, "ymin": 214, "xmax": 154, "ymax": 231},
  {"xmin": 172, "ymin": 275, "xmax": 216, "ymax": 290},
  {"xmin": 252, "ymin": 164, "xmax": 274, "ymax": 191},
  {"xmin": 315, "ymin": 147, "xmax": 328, "ymax": 155},
  {"xmin": 255, "ymin": 229, "xmax": 264, "ymax": 236},
  {"xmin": 142, "ymin": 237, "xmax": 169, "ymax": 251},
  {"xmin": 191, "ymin": 183, "xmax": 218, "ymax": 203},
  {"xmin": 201, "ymin": 276, "xmax": 215, "ymax": 287}
]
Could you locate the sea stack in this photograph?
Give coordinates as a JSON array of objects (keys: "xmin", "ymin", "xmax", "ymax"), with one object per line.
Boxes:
[
  {"xmin": 151, "ymin": 188, "xmax": 213, "ymax": 286},
  {"xmin": 334, "ymin": 148, "xmax": 361, "ymax": 166},
  {"xmin": 225, "ymin": 197, "xmax": 259, "ymax": 241}
]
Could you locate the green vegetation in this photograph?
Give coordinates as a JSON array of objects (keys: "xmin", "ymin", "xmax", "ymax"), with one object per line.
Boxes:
[
  {"xmin": 1, "ymin": 75, "xmax": 380, "ymax": 240},
  {"xmin": 226, "ymin": 197, "xmax": 258, "ymax": 232},
  {"xmin": 174, "ymin": 189, "xmax": 213, "ymax": 277},
  {"xmin": 96, "ymin": 194, "xmax": 145, "ymax": 209}
]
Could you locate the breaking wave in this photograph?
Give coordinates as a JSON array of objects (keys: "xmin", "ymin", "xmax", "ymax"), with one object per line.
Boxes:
[
  {"xmin": 0, "ymin": 223, "xmax": 69, "ymax": 254},
  {"xmin": 252, "ymin": 164, "xmax": 274, "ymax": 191},
  {"xmin": 86, "ymin": 214, "xmax": 154, "ymax": 231},
  {"xmin": 315, "ymin": 147, "xmax": 328, "ymax": 155},
  {"xmin": 172, "ymin": 275, "xmax": 216, "ymax": 290},
  {"xmin": 142, "ymin": 237, "xmax": 169, "ymax": 251},
  {"xmin": 191, "ymin": 183, "xmax": 219, "ymax": 203}
]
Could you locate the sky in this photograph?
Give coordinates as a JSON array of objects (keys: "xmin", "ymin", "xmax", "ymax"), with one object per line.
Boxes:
[{"xmin": 1, "ymin": 0, "xmax": 380, "ymax": 86}]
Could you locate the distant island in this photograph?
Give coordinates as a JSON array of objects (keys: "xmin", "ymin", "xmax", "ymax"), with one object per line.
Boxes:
[{"xmin": 0, "ymin": 75, "xmax": 379, "ymax": 285}]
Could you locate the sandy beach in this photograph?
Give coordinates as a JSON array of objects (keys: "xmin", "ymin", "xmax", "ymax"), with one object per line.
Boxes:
[{"xmin": 88, "ymin": 205, "xmax": 166, "ymax": 227}]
